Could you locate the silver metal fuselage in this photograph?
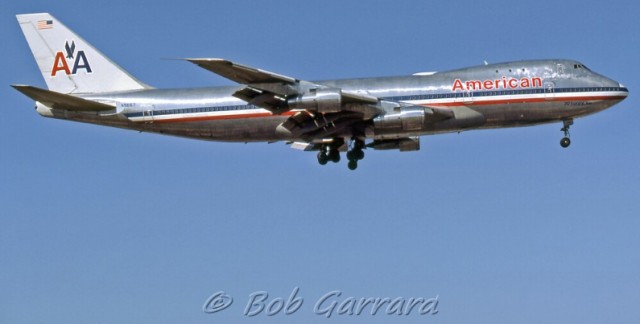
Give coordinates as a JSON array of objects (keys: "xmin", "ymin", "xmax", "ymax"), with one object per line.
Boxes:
[{"xmin": 42, "ymin": 59, "xmax": 627, "ymax": 143}]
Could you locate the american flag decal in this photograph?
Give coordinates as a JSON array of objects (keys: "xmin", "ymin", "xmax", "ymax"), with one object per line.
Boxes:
[{"xmin": 37, "ymin": 20, "xmax": 53, "ymax": 30}]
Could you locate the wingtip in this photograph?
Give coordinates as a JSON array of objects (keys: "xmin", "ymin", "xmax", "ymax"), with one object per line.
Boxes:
[
  {"xmin": 11, "ymin": 84, "xmax": 38, "ymax": 98},
  {"xmin": 185, "ymin": 58, "xmax": 228, "ymax": 63}
]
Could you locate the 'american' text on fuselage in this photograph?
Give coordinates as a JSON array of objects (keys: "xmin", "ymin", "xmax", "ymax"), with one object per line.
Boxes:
[{"xmin": 452, "ymin": 77, "xmax": 543, "ymax": 92}]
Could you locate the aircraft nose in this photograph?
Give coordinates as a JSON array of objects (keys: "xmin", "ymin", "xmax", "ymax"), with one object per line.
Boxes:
[
  {"xmin": 602, "ymin": 75, "xmax": 628, "ymax": 99},
  {"xmin": 617, "ymin": 82, "xmax": 629, "ymax": 99}
]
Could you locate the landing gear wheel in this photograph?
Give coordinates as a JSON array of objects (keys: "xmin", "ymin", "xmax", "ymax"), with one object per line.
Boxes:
[
  {"xmin": 317, "ymin": 152, "xmax": 328, "ymax": 165},
  {"xmin": 348, "ymin": 138, "xmax": 366, "ymax": 162},
  {"xmin": 328, "ymin": 149, "xmax": 340, "ymax": 163},
  {"xmin": 348, "ymin": 160, "xmax": 358, "ymax": 170},
  {"xmin": 559, "ymin": 119, "xmax": 573, "ymax": 149},
  {"xmin": 347, "ymin": 149, "xmax": 364, "ymax": 161}
]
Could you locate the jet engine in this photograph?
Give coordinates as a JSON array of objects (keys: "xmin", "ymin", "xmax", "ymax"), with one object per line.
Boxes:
[
  {"xmin": 373, "ymin": 107, "xmax": 426, "ymax": 131},
  {"xmin": 287, "ymin": 88, "xmax": 342, "ymax": 113}
]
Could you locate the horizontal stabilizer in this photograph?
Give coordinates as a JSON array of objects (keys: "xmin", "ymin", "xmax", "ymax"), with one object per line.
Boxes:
[{"xmin": 12, "ymin": 85, "xmax": 115, "ymax": 111}]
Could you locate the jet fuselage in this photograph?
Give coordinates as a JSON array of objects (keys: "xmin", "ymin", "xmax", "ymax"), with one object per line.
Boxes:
[{"xmin": 64, "ymin": 59, "xmax": 626, "ymax": 142}]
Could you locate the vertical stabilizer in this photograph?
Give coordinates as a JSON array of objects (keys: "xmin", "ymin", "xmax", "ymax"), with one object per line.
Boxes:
[{"xmin": 16, "ymin": 13, "xmax": 149, "ymax": 94}]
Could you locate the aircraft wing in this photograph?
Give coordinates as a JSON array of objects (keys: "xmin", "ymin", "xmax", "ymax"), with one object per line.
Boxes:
[
  {"xmin": 186, "ymin": 58, "xmax": 379, "ymax": 113},
  {"xmin": 12, "ymin": 85, "xmax": 115, "ymax": 111},
  {"xmin": 187, "ymin": 58, "xmax": 298, "ymax": 85},
  {"xmin": 186, "ymin": 58, "xmax": 455, "ymax": 141}
]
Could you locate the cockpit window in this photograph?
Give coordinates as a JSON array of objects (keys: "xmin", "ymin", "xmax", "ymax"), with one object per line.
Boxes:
[{"xmin": 573, "ymin": 63, "xmax": 591, "ymax": 71}]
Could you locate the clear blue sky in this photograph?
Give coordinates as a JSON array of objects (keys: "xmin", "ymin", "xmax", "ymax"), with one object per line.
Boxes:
[{"xmin": 1, "ymin": 1, "xmax": 639, "ymax": 323}]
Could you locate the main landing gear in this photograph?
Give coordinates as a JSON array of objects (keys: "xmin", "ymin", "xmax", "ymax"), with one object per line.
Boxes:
[
  {"xmin": 560, "ymin": 119, "xmax": 573, "ymax": 148},
  {"xmin": 346, "ymin": 139, "xmax": 365, "ymax": 170},
  {"xmin": 317, "ymin": 146, "xmax": 340, "ymax": 165},
  {"xmin": 316, "ymin": 138, "xmax": 365, "ymax": 170}
]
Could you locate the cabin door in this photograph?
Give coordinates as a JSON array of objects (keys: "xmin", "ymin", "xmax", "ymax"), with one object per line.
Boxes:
[
  {"xmin": 141, "ymin": 105, "xmax": 154, "ymax": 123},
  {"xmin": 544, "ymin": 82, "xmax": 555, "ymax": 100}
]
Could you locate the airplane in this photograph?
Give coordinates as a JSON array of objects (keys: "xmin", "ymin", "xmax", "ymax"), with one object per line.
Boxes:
[{"xmin": 13, "ymin": 13, "xmax": 629, "ymax": 170}]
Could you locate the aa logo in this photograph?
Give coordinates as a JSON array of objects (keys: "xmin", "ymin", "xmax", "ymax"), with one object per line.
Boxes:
[{"xmin": 51, "ymin": 41, "xmax": 92, "ymax": 76}]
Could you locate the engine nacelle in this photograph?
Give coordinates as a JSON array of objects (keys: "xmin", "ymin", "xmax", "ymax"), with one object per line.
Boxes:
[
  {"xmin": 373, "ymin": 107, "xmax": 425, "ymax": 131},
  {"xmin": 287, "ymin": 88, "xmax": 342, "ymax": 113}
]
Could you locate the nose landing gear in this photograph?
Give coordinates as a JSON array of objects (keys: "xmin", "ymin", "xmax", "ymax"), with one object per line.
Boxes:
[{"xmin": 560, "ymin": 119, "xmax": 573, "ymax": 148}]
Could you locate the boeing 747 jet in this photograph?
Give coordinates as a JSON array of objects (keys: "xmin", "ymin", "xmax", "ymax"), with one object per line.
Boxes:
[{"xmin": 13, "ymin": 13, "xmax": 628, "ymax": 170}]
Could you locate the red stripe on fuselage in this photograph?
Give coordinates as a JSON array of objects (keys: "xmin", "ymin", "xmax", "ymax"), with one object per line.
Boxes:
[
  {"xmin": 426, "ymin": 95, "xmax": 627, "ymax": 107},
  {"xmin": 149, "ymin": 94, "xmax": 625, "ymax": 124}
]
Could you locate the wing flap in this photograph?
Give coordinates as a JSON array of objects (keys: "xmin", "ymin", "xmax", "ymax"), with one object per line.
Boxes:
[{"xmin": 12, "ymin": 85, "xmax": 115, "ymax": 111}]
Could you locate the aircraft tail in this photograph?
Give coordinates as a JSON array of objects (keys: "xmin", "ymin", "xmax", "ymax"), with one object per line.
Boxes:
[{"xmin": 16, "ymin": 13, "xmax": 149, "ymax": 94}]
